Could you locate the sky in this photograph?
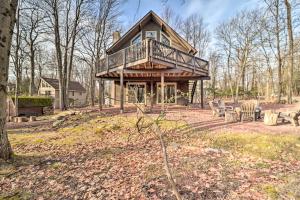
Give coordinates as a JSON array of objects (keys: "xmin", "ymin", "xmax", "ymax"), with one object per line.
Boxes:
[{"xmin": 120, "ymin": 0, "xmax": 261, "ymax": 32}]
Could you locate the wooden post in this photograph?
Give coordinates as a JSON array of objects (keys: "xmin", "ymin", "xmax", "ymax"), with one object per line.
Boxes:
[
  {"xmin": 120, "ymin": 70, "xmax": 124, "ymax": 114},
  {"xmin": 175, "ymin": 49, "xmax": 178, "ymax": 68},
  {"xmin": 200, "ymin": 79, "xmax": 204, "ymax": 109},
  {"xmin": 193, "ymin": 56, "xmax": 196, "ymax": 72},
  {"xmin": 98, "ymin": 78, "xmax": 103, "ymax": 111},
  {"xmin": 106, "ymin": 56, "xmax": 109, "ymax": 72},
  {"xmin": 161, "ymin": 73, "xmax": 165, "ymax": 111},
  {"xmin": 120, "ymin": 48, "xmax": 126, "ymax": 114},
  {"xmin": 150, "ymin": 80, "xmax": 154, "ymax": 110}
]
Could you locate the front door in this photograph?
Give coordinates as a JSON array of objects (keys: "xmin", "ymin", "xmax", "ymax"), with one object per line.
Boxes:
[{"xmin": 127, "ymin": 83, "xmax": 146, "ymax": 104}]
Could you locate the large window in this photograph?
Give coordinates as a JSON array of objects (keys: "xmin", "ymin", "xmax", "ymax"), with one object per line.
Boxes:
[
  {"xmin": 127, "ymin": 83, "xmax": 146, "ymax": 104},
  {"xmin": 157, "ymin": 83, "xmax": 176, "ymax": 104},
  {"xmin": 131, "ymin": 32, "xmax": 142, "ymax": 45},
  {"xmin": 145, "ymin": 31, "xmax": 157, "ymax": 40},
  {"xmin": 160, "ymin": 32, "xmax": 171, "ymax": 46}
]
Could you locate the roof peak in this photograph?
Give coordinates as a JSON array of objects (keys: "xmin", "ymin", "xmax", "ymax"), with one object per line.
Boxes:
[{"xmin": 106, "ymin": 10, "xmax": 197, "ymax": 55}]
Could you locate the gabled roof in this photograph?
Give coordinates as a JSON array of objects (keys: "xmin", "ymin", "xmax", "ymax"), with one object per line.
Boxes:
[
  {"xmin": 107, "ymin": 10, "xmax": 198, "ymax": 55},
  {"xmin": 41, "ymin": 77, "xmax": 86, "ymax": 92}
]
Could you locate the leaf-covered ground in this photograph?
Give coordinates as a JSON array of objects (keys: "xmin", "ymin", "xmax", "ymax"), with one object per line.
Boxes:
[{"xmin": 1, "ymin": 107, "xmax": 300, "ymax": 199}]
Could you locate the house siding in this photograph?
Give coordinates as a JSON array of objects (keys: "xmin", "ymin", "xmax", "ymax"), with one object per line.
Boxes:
[{"xmin": 52, "ymin": 90, "xmax": 87, "ymax": 109}]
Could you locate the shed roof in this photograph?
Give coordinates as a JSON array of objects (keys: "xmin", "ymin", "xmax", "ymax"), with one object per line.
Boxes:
[{"xmin": 42, "ymin": 77, "xmax": 86, "ymax": 92}]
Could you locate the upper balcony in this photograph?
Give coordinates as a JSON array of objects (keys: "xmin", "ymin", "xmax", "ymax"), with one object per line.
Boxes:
[{"xmin": 96, "ymin": 39, "xmax": 209, "ymax": 79}]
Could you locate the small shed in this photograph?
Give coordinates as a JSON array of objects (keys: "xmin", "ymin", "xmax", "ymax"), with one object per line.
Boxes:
[{"xmin": 7, "ymin": 96, "xmax": 54, "ymax": 117}]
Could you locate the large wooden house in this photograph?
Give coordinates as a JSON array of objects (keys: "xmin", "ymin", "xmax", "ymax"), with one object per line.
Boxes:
[{"xmin": 96, "ymin": 11, "xmax": 209, "ymax": 112}]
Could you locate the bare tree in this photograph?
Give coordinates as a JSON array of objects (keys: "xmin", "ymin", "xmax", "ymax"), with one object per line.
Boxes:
[
  {"xmin": 209, "ymin": 51, "xmax": 221, "ymax": 99},
  {"xmin": 11, "ymin": 0, "xmax": 23, "ymax": 116},
  {"xmin": 284, "ymin": 0, "xmax": 294, "ymax": 104},
  {"xmin": 80, "ymin": 0, "xmax": 120, "ymax": 106},
  {"xmin": 216, "ymin": 21, "xmax": 235, "ymax": 101},
  {"xmin": 0, "ymin": 0, "xmax": 19, "ymax": 160},
  {"xmin": 35, "ymin": 0, "xmax": 86, "ymax": 110},
  {"xmin": 22, "ymin": 0, "xmax": 46, "ymax": 96}
]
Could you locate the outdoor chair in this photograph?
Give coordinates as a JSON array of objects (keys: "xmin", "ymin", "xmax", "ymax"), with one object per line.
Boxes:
[
  {"xmin": 209, "ymin": 100, "xmax": 233, "ymax": 117},
  {"xmin": 209, "ymin": 101, "xmax": 224, "ymax": 117},
  {"xmin": 240, "ymin": 100, "xmax": 260, "ymax": 122},
  {"xmin": 218, "ymin": 100, "xmax": 234, "ymax": 111}
]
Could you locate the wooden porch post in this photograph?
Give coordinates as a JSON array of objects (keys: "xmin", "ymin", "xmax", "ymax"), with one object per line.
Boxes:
[
  {"xmin": 98, "ymin": 78, "xmax": 103, "ymax": 111},
  {"xmin": 161, "ymin": 73, "xmax": 165, "ymax": 111},
  {"xmin": 150, "ymin": 80, "xmax": 154, "ymax": 110},
  {"xmin": 200, "ymin": 79, "xmax": 204, "ymax": 109},
  {"xmin": 120, "ymin": 70, "xmax": 124, "ymax": 113},
  {"xmin": 120, "ymin": 48, "xmax": 126, "ymax": 114}
]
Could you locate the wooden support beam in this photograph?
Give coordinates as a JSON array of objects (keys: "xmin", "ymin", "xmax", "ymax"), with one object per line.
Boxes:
[
  {"xmin": 98, "ymin": 78, "xmax": 103, "ymax": 111},
  {"xmin": 161, "ymin": 73, "xmax": 165, "ymax": 111},
  {"xmin": 120, "ymin": 70, "xmax": 124, "ymax": 113},
  {"xmin": 150, "ymin": 80, "xmax": 154, "ymax": 110},
  {"xmin": 200, "ymin": 79, "xmax": 204, "ymax": 109}
]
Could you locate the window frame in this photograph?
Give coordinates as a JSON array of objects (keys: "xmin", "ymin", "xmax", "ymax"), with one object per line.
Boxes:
[
  {"xmin": 126, "ymin": 82, "xmax": 147, "ymax": 104},
  {"xmin": 156, "ymin": 82, "xmax": 177, "ymax": 104},
  {"xmin": 160, "ymin": 31, "xmax": 171, "ymax": 46},
  {"xmin": 45, "ymin": 90, "xmax": 51, "ymax": 96},
  {"xmin": 145, "ymin": 31, "xmax": 157, "ymax": 40},
  {"xmin": 130, "ymin": 31, "xmax": 142, "ymax": 45}
]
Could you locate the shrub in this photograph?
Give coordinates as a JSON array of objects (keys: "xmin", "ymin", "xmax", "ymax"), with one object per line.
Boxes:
[{"xmin": 11, "ymin": 96, "xmax": 53, "ymax": 108}]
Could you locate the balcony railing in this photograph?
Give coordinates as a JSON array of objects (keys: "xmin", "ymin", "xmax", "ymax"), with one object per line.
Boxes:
[{"xmin": 97, "ymin": 39, "xmax": 209, "ymax": 74}]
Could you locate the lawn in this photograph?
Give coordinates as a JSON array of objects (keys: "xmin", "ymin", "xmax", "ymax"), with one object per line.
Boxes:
[{"xmin": 1, "ymin": 111, "xmax": 299, "ymax": 199}]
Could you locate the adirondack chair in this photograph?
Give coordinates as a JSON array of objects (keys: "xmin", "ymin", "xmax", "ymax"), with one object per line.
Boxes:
[
  {"xmin": 240, "ymin": 100, "xmax": 259, "ymax": 122},
  {"xmin": 209, "ymin": 101, "xmax": 225, "ymax": 117},
  {"xmin": 218, "ymin": 100, "xmax": 234, "ymax": 111},
  {"xmin": 279, "ymin": 110, "xmax": 300, "ymax": 127}
]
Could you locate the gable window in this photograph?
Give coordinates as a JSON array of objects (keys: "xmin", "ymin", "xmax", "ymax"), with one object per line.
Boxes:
[
  {"xmin": 145, "ymin": 31, "xmax": 157, "ymax": 40},
  {"xmin": 160, "ymin": 32, "xmax": 171, "ymax": 46},
  {"xmin": 71, "ymin": 91, "xmax": 75, "ymax": 96},
  {"xmin": 131, "ymin": 32, "xmax": 142, "ymax": 45}
]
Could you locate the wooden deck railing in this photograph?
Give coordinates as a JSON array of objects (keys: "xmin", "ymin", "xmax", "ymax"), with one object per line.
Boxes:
[{"xmin": 97, "ymin": 39, "xmax": 209, "ymax": 74}]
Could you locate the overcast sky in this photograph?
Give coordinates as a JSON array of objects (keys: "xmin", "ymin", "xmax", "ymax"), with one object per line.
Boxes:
[{"xmin": 120, "ymin": 0, "xmax": 261, "ymax": 32}]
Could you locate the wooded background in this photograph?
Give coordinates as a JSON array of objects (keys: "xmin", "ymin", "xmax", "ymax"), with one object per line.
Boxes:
[{"xmin": 8, "ymin": 0, "xmax": 300, "ymax": 108}]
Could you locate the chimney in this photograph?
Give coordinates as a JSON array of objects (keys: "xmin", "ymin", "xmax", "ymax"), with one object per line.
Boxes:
[{"xmin": 113, "ymin": 31, "xmax": 121, "ymax": 44}]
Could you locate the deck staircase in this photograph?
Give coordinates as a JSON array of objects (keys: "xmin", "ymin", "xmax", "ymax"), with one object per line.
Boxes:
[{"xmin": 189, "ymin": 80, "xmax": 198, "ymax": 104}]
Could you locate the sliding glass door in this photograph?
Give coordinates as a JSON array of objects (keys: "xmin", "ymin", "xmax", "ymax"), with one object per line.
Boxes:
[
  {"xmin": 127, "ymin": 83, "xmax": 146, "ymax": 104},
  {"xmin": 157, "ymin": 83, "xmax": 177, "ymax": 104}
]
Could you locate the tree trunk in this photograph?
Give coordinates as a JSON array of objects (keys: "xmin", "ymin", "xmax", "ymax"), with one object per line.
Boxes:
[
  {"xmin": 275, "ymin": 0, "xmax": 282, "ymax": 103},
  {"xmin": 66, "ymin": 0, "xmax": 83, "ymax": 103},
  {"xmin": 90, "ymin": 65, "xmax": 95, "ymax": 106},
  {"xmin": 284, "ymin": 0, "xmax": 294, "ymax": 104},
  {"xmin": 14, "ymin": 4, "xmax": 21, "ymax": 116},
  {"xmin": 29, "ymin": 42, "xmax": 35, "ymax": 96},
  {"xmin": 0, "ymin": 0, "xmax": 18, "ymax": 160},
  {"xmin": 53, "ymin": 0, "xmax": 66, "ymax": 111}
]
